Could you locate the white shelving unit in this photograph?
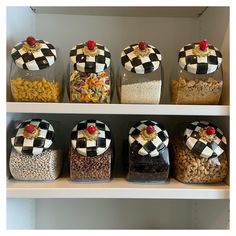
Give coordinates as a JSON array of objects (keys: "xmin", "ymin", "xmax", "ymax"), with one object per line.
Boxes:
[
  {"xmin": 6, "ymin": 6, "xmax": 230, "ymax": 229},
  {"xmin": 7, "ymin": 102, "xmax": 229, "ymax": 116},
  {"xmin": 7, "ymin": 177, "xmax": 229, "ymax": 199}
]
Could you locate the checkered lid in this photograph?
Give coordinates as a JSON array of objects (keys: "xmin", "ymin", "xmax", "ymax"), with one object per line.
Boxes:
[
  {"xmin": 11, "ymin": 39, "xmax": 57, "ymax": 71},
  {"xmin": 121, "ymin": 43, "xmax": 162, "ymax": 74},
  {"xmin": 70, "ymin": 42, "xmax": 111, "ymax": 73},
  {"xmin": 178, "ymin": 42, "xmax": 222, "ymax": 74},
  {"xmin": 129, "ymin": 120, "xmax": 169, "ymax": 157},
  {"xmin": 184, "ymin": 121, "xmax": 227, "ymax": 159},
  {"xmin": 71, "ymin": 120, "xmax": 111, "ymax": 157},
  {"xmin": 11, "ymin": 119, "xmax": 55, "ymax": 155}
]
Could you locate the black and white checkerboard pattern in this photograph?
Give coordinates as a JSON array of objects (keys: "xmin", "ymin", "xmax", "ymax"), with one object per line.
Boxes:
[
  {"xmin": 178, "ymin": 43, "xmax": 222, "ymax": 74},
  {"xmin": 70, "ymin": 43, "xmax": 111, "ymax": 73},
  {"xmin": 129, "ymin": 120, "xmax": 169, "ymax": 157},
  {"xmin": 11, "ymin": 40, "xmax": 57, "ymax": 71},
  {"xmin": 184, "ymin": 121, "xmax": 227, "ymax": 160},
  {"xmin": 11, "ymin": 119, "xmax": 55, "ymax": 155},
  {"xmin": 71, "ymin": 120, "xmax": 111, "ymax": 157},
  {"xmin": 121, "ymin": 43, "xmax": 162, "ymax": 74}
]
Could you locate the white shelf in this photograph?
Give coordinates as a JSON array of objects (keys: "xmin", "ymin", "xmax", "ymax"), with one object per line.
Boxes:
[
  {"xmin": 31, "ymin": 6, "xmax": 207, "ymax": 17},
  {"xmin": 7, "ymin": 177, "xmax": 229, "ymax": 199},
  {"xmin": 7, "ymin": 102, "xmax": 229, "ymax": 116}
]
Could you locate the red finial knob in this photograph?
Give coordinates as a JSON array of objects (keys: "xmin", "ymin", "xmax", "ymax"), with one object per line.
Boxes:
[
  {"xmin": 199, "ymin": 40, "xmax": 209, "ymax": 51},
  {"xmin": 138, "ymin": 41, "xmax": 148, "ymax": 51},
  {"xmin": 86, "ymin": 40, "xmax": 96, "ymax": 50},
  {"xmin": 26, "ymin": 36, "xmax": 37, "ymax": 47},
  {"xmin": 206, "ymin": 126, "xmax": 216, "ymax": 135},
  {"xmin": 87, "ymin": 125, "xmax": 97, "ymax": 134},
  {"xmin": 146, "ymin": 125, "xmax": 155, "ymax": 134},
  {"xmin": 24, "ymin": 124, "xmax": 36, "ymax": 133}
]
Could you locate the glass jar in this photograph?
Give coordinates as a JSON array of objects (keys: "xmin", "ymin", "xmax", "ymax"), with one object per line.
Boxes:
[
  {"xmin": 68, "ymin": 40, "xmax": 112, "ymax": 103},
  {"xmin": 118, "ymin": 41, "xmax": 163, "ymax": 104},
  {"xmin": 127, "ymin": 120, "xmax": 170, "ymax": 182},
  {"xmin": 9, "ymin": 119, "xmax": 63, "ymax": 181},
  {"xmin": 10, "ymin": 36, "xmax": 63, "ymax": 102},
  {"xmin": 171, "ymin": 40, "xmax": 223, "ymax": 104},
  {"xmin": 69, "ymin": 119, "xmax": 113, "ymax": 181},
  {"xmin": 173, "ymin": 121, "xmax": 228, "ymax": 183}
]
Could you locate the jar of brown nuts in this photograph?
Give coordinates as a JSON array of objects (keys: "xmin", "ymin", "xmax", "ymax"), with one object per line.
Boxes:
[
  {"xmin": 10, "ymin": 36, "xmax": 63, "ymax": 102},
  {"xmin": 69, "ymin": 119, "xmax": 113, "ymax": 182},
  {"xmin": 173, "ymin": 121, "xmax": 228, "ymax": 184}
]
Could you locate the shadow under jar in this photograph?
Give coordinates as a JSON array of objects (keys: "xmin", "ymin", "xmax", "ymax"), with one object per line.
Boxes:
[
  {"xmin": 9, "ymin": 119, "xmax": 63, "ymax": 181},
  {"xmin": 68, "ymin": 40, "xmax": 112, "ymax": 103},
  {"xmin": 127, "ymin": 120, "xmax": 170, "ymax": 182},
  {"xmin": 171, "ymin": 40, "xmax": 223, "ymax": 104},
  {"xmin": 118, "ymin": 41, "xmax": 163, "ymax": 104},
  {"xmin": 69, "ymin": 119, "xmax": 113, "ymax": 182},
  {"xmin": 173, "ymin": 121, "xmax": 228, "ymax": 183},
  {"xmin": 10, "ymin": 36, "xmax": 63, "ymax": 102}
]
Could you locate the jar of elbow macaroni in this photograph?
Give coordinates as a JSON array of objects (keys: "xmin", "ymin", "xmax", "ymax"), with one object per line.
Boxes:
[{"xmin": 10, "ymin": 36, "xmax": 63, "ymax": 102}]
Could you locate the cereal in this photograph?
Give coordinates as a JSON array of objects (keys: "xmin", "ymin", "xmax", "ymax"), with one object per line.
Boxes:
[
  {"xmin": 9, "ymin": 149, "xmax": 63, "ymax": 181},
  {"xmin": 173, "ymin": 139, "xmax": 228, "ymax": 183},
  {"xmin": 70, "ymin": 147, "xmax": 112, "ymax": 181},
  {"xmin": 171, "ymin": 75, "xmax": 222, "ymax": 104},
  {"xmin": 11, "ymin": 77, "xmax": 61, "ymax": 102}
]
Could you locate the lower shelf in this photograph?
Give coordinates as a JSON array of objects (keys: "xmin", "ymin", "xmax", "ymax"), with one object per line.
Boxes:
[{"xmin": 7, "ymin": 177, "xmax": 229, "ymax": 199}]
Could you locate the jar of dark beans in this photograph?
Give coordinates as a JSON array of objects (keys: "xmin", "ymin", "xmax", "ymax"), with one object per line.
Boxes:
[
  {"xmin": 70, "ymin": 119, "xmax": 112, "ymax": 181},
  {"xmin": 9, "ymin": 119, "xmax": 63, "ymax": 181},
  {"xmin": 127, "ymin": 120, "xmax": 170, "ymax": 182}
]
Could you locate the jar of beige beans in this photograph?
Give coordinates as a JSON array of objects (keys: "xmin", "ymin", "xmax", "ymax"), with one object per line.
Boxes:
[
  {"xmin": 69, "ymin": 119, "xmax": 113, "ymax": 182},
  {"xmin": 173, "ymin": 121, "xmax": 228, "ymax": 184},
  {"xmin": 10, "ymin": 36, "xmax": 63, "ymax": 102},
  {"xmin": 9, "ymin": 119, "xmax": 63, "ymax": 181},
  {"xmin": 171, "ymin": 40, "xmax": 223, "ymax": 104},
  {"xmin": 118, "ymin": 41, "xmax": 163, "ymax": 104}
]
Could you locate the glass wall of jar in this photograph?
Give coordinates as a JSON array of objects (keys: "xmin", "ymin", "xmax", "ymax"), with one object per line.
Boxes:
[
  {"xmin": 118, "ymin": 41, "xmax": 163, "ymax": 104},
  {"xmin": 69, "ymin": 119, "xmax": 113, "ymax": 181},
  {"xmin": 69, "ymin": 40, "xmax": 112, "ymax": 103},
  {"xmin": 173, "ymin": 121, "xmax": 228, "ymax": 183},
  {"xmin": 171, "ymin": 40, "xmax": 223, "ymax": 104},
  {"xmin": 9, "ymin": 119, "xmax": 63, "ymax": 180},
  {"xmin": 10, "ymin": 36, "xmax": 63, "ymax": 102},
  {"xmin": 127, "ymin": 120, "xmax": 170, "ymax": 182}
]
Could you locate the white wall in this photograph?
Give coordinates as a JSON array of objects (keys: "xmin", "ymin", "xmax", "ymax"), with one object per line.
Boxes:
[
  {"xmin": 6, "ymin": 7, "xmax": 36, "ymax": 99},
  {"xmin": 199, "ymin": 7, "xmax": 229, "ymax": 105}
]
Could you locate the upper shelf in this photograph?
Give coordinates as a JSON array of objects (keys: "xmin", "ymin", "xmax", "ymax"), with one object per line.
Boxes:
[
  {"xmin": 7, "ymin": 177, "xmax": 229, "ymax": 199},
  {"xmin": 6, "ymin": 102, "xmax": 229, "ymax": 116},
  {"xmin": 31, "ymin": 6, "xmax": 207, "ymax": 17}
]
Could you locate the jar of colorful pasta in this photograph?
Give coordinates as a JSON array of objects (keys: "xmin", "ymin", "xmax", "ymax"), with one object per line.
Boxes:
[
  {"xmin": 69, "ymin": 40, "xmax": 112, "ymax": 103},
  {"xmin": 10, "ymin": 36, "xmax": 63, "ymax": 102}
]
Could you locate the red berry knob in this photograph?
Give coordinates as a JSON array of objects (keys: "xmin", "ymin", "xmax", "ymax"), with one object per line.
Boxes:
[
  {"xmin": 87, "ymin": 125, "xmax": 97, "ymax": 134},
  {"xmin": 24, "ymin": 124, "xmax": 36, "ymax": 133},
  {"xmin": 138, "ymin": 41, "xmax": 148, "ymax": 51},
  {"xmin": 146, "ymin": 125, "xmax": 155, "ymax": 134},
  {"xmin": 26, "ymin": 36, "xmax": 37, "ymax": 47},
  {"xmin": 86, "ymin": 40, "xmax": 96, "ymax": 50},
  {"xmin": 199, "ymin": 40, "xmax": 209, "ymax": 51},
  {"xmin": 206, "ymin": 126, "xmax": 216, "ymax": 135}
]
